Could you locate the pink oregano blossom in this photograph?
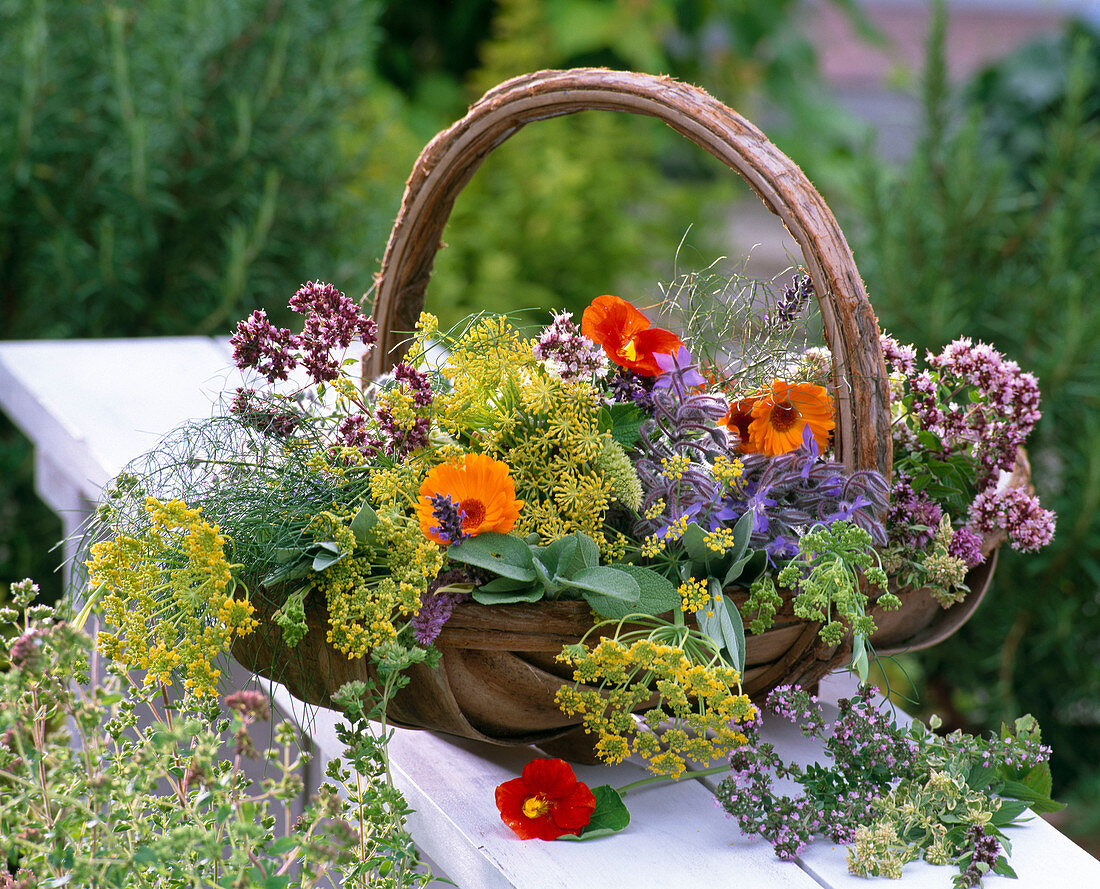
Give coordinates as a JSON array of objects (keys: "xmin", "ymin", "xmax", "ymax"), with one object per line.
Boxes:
[{"xmin": 230, "ymin": 281, "xmax": 377, "ymax": 386}]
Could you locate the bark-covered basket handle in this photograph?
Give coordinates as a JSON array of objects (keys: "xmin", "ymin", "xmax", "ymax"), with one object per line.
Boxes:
[{"xmin": 366, "ymin": 68, "xmax": 891, "ymax": 478}]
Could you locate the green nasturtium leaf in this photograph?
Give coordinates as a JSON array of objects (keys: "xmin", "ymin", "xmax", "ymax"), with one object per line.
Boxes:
[{"xmin": 557, "ymin": 785, "xmax": 630, "ymax": 841}]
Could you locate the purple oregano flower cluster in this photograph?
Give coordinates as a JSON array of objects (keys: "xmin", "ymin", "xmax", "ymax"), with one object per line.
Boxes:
[
  {"xmin": 374, "ymin": 362, "xmax": 433, "ymax": 459},
  {"xmin": 230, "ymin": 388, "xmax": 299, "ymax": 439},
  {"xmin": 331, "ymin": 362, "xmax": 434, "ymax": 460},
  {"xmin": 631, "ymin": 351, "xmax": 888, "ymax": 559},
  {"xmin": 883, "ymin": 333, "xmax": 1054, "ymax": 555},
  {"xmin": 230, "ymin": 281, "xmax": 378, "ymax": 385}
]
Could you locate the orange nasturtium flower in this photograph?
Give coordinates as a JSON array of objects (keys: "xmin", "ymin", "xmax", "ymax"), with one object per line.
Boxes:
[
  {"xmin": 416, "ymin": 453, "xmax": 524, "ymax": 545},
  {"xmin": 581, "ymin": 294, "xmax": 683, "ymax": 376},
  {"xmin": 496, "ymin": 758, "xmax": 596, "ymax": 840},
  {"xmin": 747, "ymin": 379, "xmax": 834, "ymax": 456}
]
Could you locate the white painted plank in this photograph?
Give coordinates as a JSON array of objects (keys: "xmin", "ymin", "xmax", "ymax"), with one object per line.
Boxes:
[
  {"xmin": 274, "ymin": 686, "xmax": 825, "ymax": 889},
  {"xmin": 0, "ymin": 337, "xmax": 237, "ymax": 499}
]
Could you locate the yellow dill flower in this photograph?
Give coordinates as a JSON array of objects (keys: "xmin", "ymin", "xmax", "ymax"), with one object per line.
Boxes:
[
  {"xmin": 517, "ymin": 367, "xmax": 559, "ymax": 415},
  {"xmin": 416, "ymin": 312, "xmax": 439, "ymax": 338},
  {"xmin": 304, "ymin": 450, "xmax": 350, "ymax": 483},
  {"xmin": 703, "ymin": 527, "xmax": 739, "ymax": 553},
  {"xmin": 308, "ymin": 509, "xmax": 358, "ymax": 555},
  {"xmin": 595, "ymin": 732, "xmax": 630, "ymax": 764},
  {"xmin": 437, "ymin": 316, "xmax": 534, "ymax": 434},
  {"xmin": 678, "ymin": 577, "xmax": 710, "ymax": 614},
  {"xmin": 555, "ymin": 626, "xmax": 754, "ymax": 779},
  {"xmin": 660, "ymin": 454, "xmax": 692, "ymax": 481},
  {"xmin": 87, "ymin": 496, "xmax": 251, "ymax": 697},
  {"xmin": 368, "ymin": 462, "xmax": 426, "ymax": 509},
  {"xmin": 659, "ymin": 514, "xmax": 691, "ymax": 543},
  {"xmin": 712, "ymin": 454, "xmax": 745, "ymax": 487}
]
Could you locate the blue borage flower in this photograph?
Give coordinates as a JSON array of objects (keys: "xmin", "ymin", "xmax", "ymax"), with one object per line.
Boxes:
[{"xmin": 634, "ymin": 387, "xmax": 888, "ymax": 556}]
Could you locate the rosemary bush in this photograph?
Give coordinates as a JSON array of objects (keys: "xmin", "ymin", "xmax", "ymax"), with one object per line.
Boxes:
[{"xmin": 846, "ymin": 6, "xmax": 1100, "ymax": 828}]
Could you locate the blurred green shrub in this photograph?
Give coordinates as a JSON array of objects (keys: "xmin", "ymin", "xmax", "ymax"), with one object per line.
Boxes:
[
  {"xmin": 374, "ymin": 0, "xmax": 872, "ymax": 330},
  {"xmin": 848, "ymin": 10, "xmax": 1100, "ymax": 805},
  {"xmin": 0, "ymin": 0, "xmax": 386, "ymax": 338},
  {"xmin": 0, "ymin": 0, "xmax": 397, "ymax": 597}
]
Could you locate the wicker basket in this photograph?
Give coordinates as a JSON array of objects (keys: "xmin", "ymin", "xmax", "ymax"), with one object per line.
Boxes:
[{"xmin": 233, "ymin": 68, "xmax": 1004, "ymax": 758}]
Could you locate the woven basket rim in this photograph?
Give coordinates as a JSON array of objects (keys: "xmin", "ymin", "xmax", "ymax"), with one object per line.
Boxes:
[{"xmin": 364, "ymin": 67, "xmax": 891, "ymax": 481}]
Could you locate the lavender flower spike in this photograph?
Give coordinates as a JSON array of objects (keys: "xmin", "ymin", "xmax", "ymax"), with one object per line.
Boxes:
[{"xmin": 428, "ymin": 494, "xmax": 469, "ymax": 546}]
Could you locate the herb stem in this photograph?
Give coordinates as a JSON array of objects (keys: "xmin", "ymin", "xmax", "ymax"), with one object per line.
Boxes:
[{"xmin": 616, "ymin": 763, "xmax": 730, "ymax": 796}]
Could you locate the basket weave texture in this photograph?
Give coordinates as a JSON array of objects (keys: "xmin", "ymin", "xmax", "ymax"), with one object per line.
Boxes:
[{"xmin": 234, "ymin": 68, "xmax": 1011, "ymax": 755}]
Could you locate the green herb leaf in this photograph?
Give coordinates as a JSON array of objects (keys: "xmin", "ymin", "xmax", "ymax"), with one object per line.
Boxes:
[
  {"xmin": 603, "ymin": 404, "xmax": 645, "ymax": 447},
  {"xmin": 566, "ymin": 566, "xmax": 640, "ymax": 605},
  {"xmin": 966, "ymin": 764, "xmax": 998, "ymax": 791},
  {"xmin": 731, "ymin": 509, "xmax": 754, "ymax": 555},
  {"xmin": 477, "ymin": 576, "xmax": 536, "ymax": 593},
  {"xmin": 721, "ymin": 551, "xmax": 755, "ymax": 588},
  {"xmin": 999, "ymin": 778, "xmax": 1065, "ymax": 813},
  {"xmin": 991, "ymin": 799, "xmax": 1030, "ymax": 826},
  {"xmin": 312, "ymin": 544, "xmax": 349, "ymax": 572},
  {"xmin": 557, "ymin": 785, "xmax": 630, "ymax": 840},
  {"xmin": 350, "ymin": 500, "xmax": 378, "ymax": 544},
  {"xmin": 1019, "ymin": 761, "xmax": 1054, "ymax": 798},
  {"xmin": 262, "ymin": 559, "xmax": 312, "ymax": 586},
  {"xmin": 590, "ymin": 564, "xmax": 679, "ymax": 619},
  {"xmin": 447, "ymin": 533, "xmax": 537, "ymax": 582},
  {"xmin": 471, "ymin": 587, "xmax": 545, "ymax": 605},
  {"xmin": 697, "ymin": 580, "xmax": 746, "ymax": 673},
  {"xmin": 851, "ymin": 634, "xmax": 870, "ymax": 683},
  {"xmin": 573, "ymin": 532, "xmax": 600, "ymax": 570},
  {"xmin": 680, "ymin": 522, "xmax": 711, "ymax": 562}
]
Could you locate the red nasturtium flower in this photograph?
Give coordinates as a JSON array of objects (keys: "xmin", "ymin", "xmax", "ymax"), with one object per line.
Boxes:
[
  {"xmin": 416, "ymin": 453, "xmax": 524, "ymax": 545},
  {"xmin": 748, "ymin": 379, "xmax": 834, "ymax": 456},
  {"xmin": 495, "ymin": 758, "xmax": 596, "ymax": 840},
  {"xmin": 581, "ymin": 294, "xmax": 684, "ymax": 376}
]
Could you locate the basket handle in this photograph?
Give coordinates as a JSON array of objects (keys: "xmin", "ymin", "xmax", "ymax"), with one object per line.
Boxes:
[{"xmin": 366, "ymin": 68, "xmax": 890, "ymax": 478}]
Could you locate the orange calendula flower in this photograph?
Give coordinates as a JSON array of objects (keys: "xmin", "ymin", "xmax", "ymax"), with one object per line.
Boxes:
[
  {"xmin": 496, "ymin": 758, "xmax": 596, "ymax": 840},
  {"xmin": 581, "ymin": 294, "xmax": 683, "ymax": 376},
  {"xmin": 718, "ymin": 395, "xmax": 764, "ymax": 454},
  {"xmin": 416, "ymin": 453, "xmax": 523, "ymax": 545},
  {"xmin": 747, "ymin": 379, "xmax": 834, "ymax": 456}
]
